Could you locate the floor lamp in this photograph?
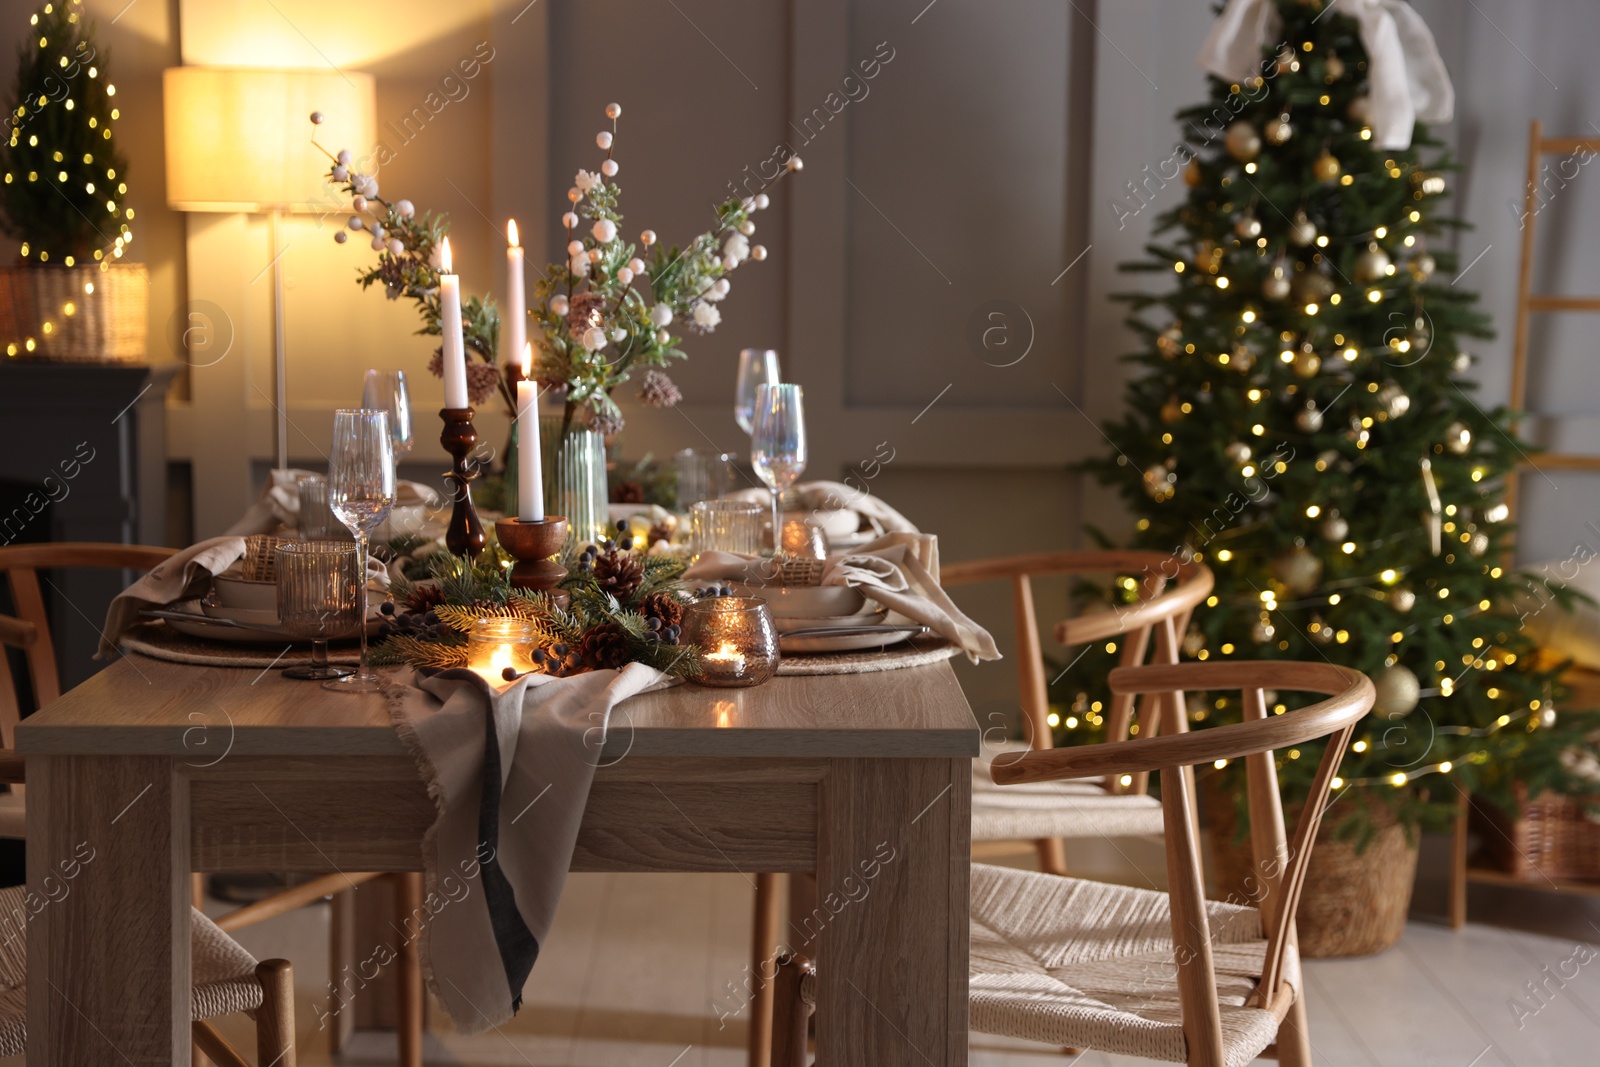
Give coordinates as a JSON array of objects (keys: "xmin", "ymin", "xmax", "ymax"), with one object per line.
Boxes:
[{"xmin": 163, "ymin": 67, "xmax": 375, "ymax": 469}]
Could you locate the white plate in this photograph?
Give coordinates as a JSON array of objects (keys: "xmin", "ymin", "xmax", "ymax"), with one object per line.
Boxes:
[
  {"xmin": 210, "ymin": 572, "xmax": 278, "ymax": 612},
  {"xmin": 728, "ymin": 583, "xmax": 866, "ymax": 618},
  {"xmin": 772, "ymin": 608, "xmax": 888, "ymax": 633},
  {"xmin": 160, "ymin": 601, "xmax": 380, "ymax": 645},
  {"xmin": 780, "ymin": 628, "xmax": 913, "ymax": 654}
]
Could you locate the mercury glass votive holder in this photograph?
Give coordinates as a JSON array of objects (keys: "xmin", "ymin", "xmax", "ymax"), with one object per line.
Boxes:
[
  {"xmin": 467, "ymin": 617, "xmax": 538, "ymax": 685},
  {"xmin": 682, "ymin": 596, "xmax": 781, "ymax": 688}
]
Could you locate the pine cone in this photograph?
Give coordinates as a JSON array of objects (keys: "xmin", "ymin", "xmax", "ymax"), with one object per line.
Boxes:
[
  {"xmin": 640, "ymin": 591, "xmax": 684, "ymax": 630},
  {"xmin": 638, "ymin": 369, "xmax": 683, "ymax": 408},
  {"xmin": 567, "ymin": 291, "xmax": 608, "ymax": 336},
  {"xmin": 646, "ymin": 520, "xmax": 674, "ymax": 547},
  {"xmin": 578, "ymin": 621, "xmax": 633, "ymax": 670},
  {"xmin": 611, "ymin": 480, "xmax": 645, "ymax": 504},
  {"xmin": 592, "ymin": 547, "xmax": 644, "ymax": 602},
  {"xmin": 404, "ymin": 583, "xmax": 447, "ymax": 615}
]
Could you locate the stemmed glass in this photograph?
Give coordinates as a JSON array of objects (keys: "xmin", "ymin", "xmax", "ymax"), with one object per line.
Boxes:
[
  {"xmin": 275, "ymin": 541, "xmax": 360, "ymax": 681},
  {"xmin": 750, "ymin": 383, "xmax": 807, "ymax": 558},
  {"xmin": 734, "ymin": 349, "xmax": 781, "ymax": 435},
  {"xmin": 361, "ymin": 369, "xmax": 414, "ymax": 470},
  {"xmin": 325, "ymin": 409, "xmax": 395, "ymax": 692}
]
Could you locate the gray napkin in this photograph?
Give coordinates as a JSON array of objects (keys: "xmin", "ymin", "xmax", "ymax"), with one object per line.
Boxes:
[{"xmin": 98, "ymin": 536, "xmax": 246, "ymax": 658}]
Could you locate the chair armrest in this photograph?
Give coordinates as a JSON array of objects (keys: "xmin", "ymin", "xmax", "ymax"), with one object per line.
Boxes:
[
  {"xmin": 0, "ymin": 750, "xmax": 23, "ymax": 784},
  {"xmin": 990, "ymin": 661, "xmax": 1372, "ymax": 785},
  {"xmin": 0, "ymin": 616, "xmax": 36, "ymax": 650}
]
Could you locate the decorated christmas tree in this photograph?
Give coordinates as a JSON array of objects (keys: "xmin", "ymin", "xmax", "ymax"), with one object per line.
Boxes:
[
  {"xmin": 1071, "ymin": 0, "xmax": 1575, "ymax": 837},
  {"xmin": 0, "ymin": 0, "xmax": 131, "ymax": 267}
]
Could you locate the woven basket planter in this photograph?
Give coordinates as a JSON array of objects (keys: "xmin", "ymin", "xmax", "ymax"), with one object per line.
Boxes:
[
  {"xmin": 1472, "ymin": 785, "xmax": 1600, "ymax": 882},
  {"xmin": 0, "ymin": 263, "xmax": 148, "ymax": 362},
  {"xmin": 1206, "ymin": 787, "xmax": 1418, "ymax": 957}
]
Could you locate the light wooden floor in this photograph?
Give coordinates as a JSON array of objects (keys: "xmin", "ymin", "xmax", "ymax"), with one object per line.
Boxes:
[{"xmin": 7, "ymin": 833, "xmax": 1595, "ymax": 1065}]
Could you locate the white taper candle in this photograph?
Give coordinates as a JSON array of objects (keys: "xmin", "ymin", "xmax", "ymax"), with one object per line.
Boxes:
[{"xmin": 439, "ymin": 237, "xmax": 469, "ymax": 409}]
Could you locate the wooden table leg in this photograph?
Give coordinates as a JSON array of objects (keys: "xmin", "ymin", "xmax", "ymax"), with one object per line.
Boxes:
[
  {"xmin": 816, "ymin": 757, "xmax": 969, "ymax": 1066},
  {"xmin": 395, "ymin": 872, "xmax": 425, "ymax": 1067},
  {"xmin": 27, "ymin": 755, "xmax": 190, "ymax": 1066},
  {"xmin": 748, "ymin": 872, "xmax": 783, "ymax": 1067}
]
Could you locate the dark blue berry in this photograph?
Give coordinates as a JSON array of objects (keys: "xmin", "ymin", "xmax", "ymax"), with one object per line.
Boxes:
[
  {"xmin": 380, "ymin": 601, "xmax": 396, "ymax": 616},
  {"xmin": 619, "ymin": 536, "xmax": 633, "ymax": 551}
]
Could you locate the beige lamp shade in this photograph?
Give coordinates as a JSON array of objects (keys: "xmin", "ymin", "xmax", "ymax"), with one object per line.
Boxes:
[{"xmin": 163, "ymin": 67, "xmax": 376, "ymax": 212}]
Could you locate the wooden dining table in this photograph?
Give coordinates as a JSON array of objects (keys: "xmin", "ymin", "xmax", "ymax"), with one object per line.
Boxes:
[{"xmin": 18, "ymin": 649, "xmax": 979, "ymax": 1066}]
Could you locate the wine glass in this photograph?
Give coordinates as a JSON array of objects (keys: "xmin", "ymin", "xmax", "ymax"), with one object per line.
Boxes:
[
  {"xmin": 275, "ymin": 541, "xmax": 360, "ymax": 681},
  {"xmin": 325, "ymin": 409, "xmax": 395, "ymax": 693},
  {"xmin": 734, "ymin": 348, "xmax": 781, "ymax": 435},
  {"xmin": 750, "ymin": 383, "xmax": 807, "ymax": 557},
  {"xmin": 361, "ymin": 369, "xmax": 414, "ymax": 469}
]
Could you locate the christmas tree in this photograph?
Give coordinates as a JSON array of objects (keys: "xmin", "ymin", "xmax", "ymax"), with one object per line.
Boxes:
[
  {"xmin": 1074, "ymin": 0, "xmax": 1570, "ymax": 837},
  {"xmin": 0, "ymin": 0, "xmax": 131, "ymax": 267}
]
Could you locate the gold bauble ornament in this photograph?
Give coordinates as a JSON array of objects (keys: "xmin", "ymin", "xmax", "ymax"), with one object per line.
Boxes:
[
  {"xmin": 1411, "ymin": 253, "xmax": 1436, "ymax": 280},
  {"xmin": 1320, "ymin": 513, "xmax": 1349, "ymax": 541},
  {"xmin": 1262, "ymin": 264, "xmax": 1292, "ymax": 301},
  {"xmin": 1230, "ymin": 344, "xmax": 1256, "ymax": 372},
  {"xmin": 1143, "ymin": 464, "xmax": 1176, "ymax": 501},
  {"xmin": 1271, "ymin": 546, "xmax": 1323, "ymax": 595},
  {"xmin": 1295, "ymin": 404, "xmax": 1324, "ymax": 433},
  {"xmin": 1235, "ymin": 214, "xmax": 1263, "ymax": 239},
  {"xmin": 1157, "ymin": 325, "xmax": 1183, "ymax": 358},
  {"xmin": 1444, "ymin": 422, "xmax": 1472, "ymax": 455},
  {"xmin": 1377, "ymin": 383, "xmax": 1411, "ymax": 418},
  {"xmin": 1348, "ymin": 96, "xmax": 1371, "ymax": 123},
  {"xmin": 1224, "ymin": 441, "xmax": 1253, "ymax": 464},
  {"xmin": 1452, "ymin": 351, "xmax": 1472, "ymax": 374},
  {"xmin": 1293, "ymin": 350, "xmax": 1322, "ymax": 379},
  {"xmin": 1288, "ymin": 211, "xmax": 1318, "ymax": 247},
  {"xmin": 1225, "ymin": 122, "xmax": 1262, "ymax": 162},
  {"xmin": 1468, "ymin": 531, "xmax": 1490, "ymax": 557},
  {"xmin": 1292, "ymin": 269, "xmax": 1335, "ymax": 303},
  {"xmin": 1313, "ymin": 151, "xmax": 1342, "ymax": 182},
  {"xmin": 1252, "ymin": 617, "xmax": 1277, "ymax": 644},
  {"xmin": 1355, "ymin": 244, "xmax": 1392, "ymax": 283},
  {"xmin": 1264, "ymin": 114, "xmax": 1293, "ymax": 145},
  {"xmin": 1390, "ymin": 587, "xmax": 1417, "ymax": 612},
  {"xmin": 1324, "ymin": 54, "xmax": 1346, "ymax": 81},
  {"xmin": 1274, "ymin": 46, "xmax": 1300, "ymax": 76},
  {"xmin": 1161, "ymin": 396, "xmax": 1184, "ymax": 424},
  {"xmin": 1184, "ymin": 158, "xmax": 1203, "ymax": 187},
  {"xmin": 1309, "ymin": 615, "xmax": 1335, "ymax": 645},
  {"xmin": 1373, "ymin": 664, "xmax": 1421, "ymax": 718},
  {"xmin": 1182, "ymin": 626, "xmax": 1205, "ymax": 657},
  {"xmin": 1538, "ymin": 707, "xmax": 1558, "ymax": 728}
]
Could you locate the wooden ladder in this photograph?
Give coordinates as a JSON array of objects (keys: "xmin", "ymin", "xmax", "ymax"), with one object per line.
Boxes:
[{"xmin": 1449, "ymin": 120, "xmax": 1600, "ymax": 929}]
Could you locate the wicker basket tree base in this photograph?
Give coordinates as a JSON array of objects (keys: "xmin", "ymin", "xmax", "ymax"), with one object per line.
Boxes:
[
  {"xmin": 0, "ymin": 262, "xmax": 148, "ymax": 362},
  {"xmin": 1207, "ymin": 788, "xmax": 1418, "ymax": 957}
]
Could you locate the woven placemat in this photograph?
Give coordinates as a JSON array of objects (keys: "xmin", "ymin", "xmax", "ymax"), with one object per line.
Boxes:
[
  {"xmin": 119, "ymin": 622, "xmax": 361, "ymax": 669},
  {"xmin": 775, "ymin": 634, "xmax": 958, "ymax": 676}
]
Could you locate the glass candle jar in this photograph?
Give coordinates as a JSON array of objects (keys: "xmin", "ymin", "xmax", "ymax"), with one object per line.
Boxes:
[
  {"xmin": 690, "ymin": 499, "xmax": 764, "ymax": 559},
  {"xmin": 681, "ymin": 596, "xmax": 781, "ymax": 688},
  {"xmin": 467, "ymin": 617, "xmax": 537, "ymax": 684}
]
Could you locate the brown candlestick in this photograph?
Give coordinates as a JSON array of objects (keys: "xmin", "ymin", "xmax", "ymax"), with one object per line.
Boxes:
[
  {"xmin": 440, "ymin": 407, "xmax": 486, "ymax": 560},
  {"xmin": 494, "ymin": 517, "xmax": 571, "ymax": 608}
]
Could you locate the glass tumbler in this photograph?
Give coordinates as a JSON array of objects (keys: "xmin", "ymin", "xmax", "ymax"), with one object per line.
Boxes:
[
  {"xmin": 275, "ymin": 541, "xmax": 362, "ymax": 681},
  {"xmin": 690, "ymin": 499, "xmax": 764, "ymax": 558},
  {"xmin": 296, "ymin": 474, "xmax": 338, "ymax": 540}
]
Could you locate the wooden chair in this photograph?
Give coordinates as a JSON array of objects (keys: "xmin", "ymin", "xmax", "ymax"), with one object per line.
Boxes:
[
  {"xmin": 942, "ymin": 551, "xmax": 1214, "ymax": 873},
  {"xmin": 0, "ymin": 542, "xmax": 421, "ymax": 1064},
  {"xmin": 771, "ymin": 660, "xmax": 1374, "ymax": 1067},
  {"xmin": 0, "ymin": 858, "xmax": 297, "ymax": 1066},
  {"xmin": 746, "ymin": 551, "xmax": 1213, "ymax": 1064}
]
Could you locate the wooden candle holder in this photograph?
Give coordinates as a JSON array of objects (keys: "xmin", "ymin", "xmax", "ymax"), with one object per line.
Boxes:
[
  {"xmin": 440, "ymin": 407, "xmax": 486, "ymax": 560},
  {"xmin": 494, "ymin": 516, "xmax": 571, "ymax": 608}
]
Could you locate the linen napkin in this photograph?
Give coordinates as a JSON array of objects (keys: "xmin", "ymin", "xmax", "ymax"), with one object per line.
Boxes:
[
  {"xmin": 97, "ymin": 535, "xmax": 247, "ymax": 658},
  {"xmin": 225, "ymin": 467, "xmax": 442, "ymax": 537},
  {"xmin": 685, "ymin": 533, "xmax": 1000, "ymax": 663},
  {"xmin": 385, "ymin": 662, "xmax": 668, "ymax": 1033},
  {"xmin": 724, "ymin": 479, "xmax": 920, "ymax": 536}
]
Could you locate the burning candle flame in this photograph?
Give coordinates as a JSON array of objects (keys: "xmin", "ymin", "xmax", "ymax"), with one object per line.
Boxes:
[
  {"xmin": 439, "ymin": 236, "xmax": 453, "ymax": 273},
  {"xmin": 520, "ymin": 341, "xmax": 533, "ymax": 378},
  {"xmin": 507, "ymin": 219, "xmax": 519, "ymax": 247}
]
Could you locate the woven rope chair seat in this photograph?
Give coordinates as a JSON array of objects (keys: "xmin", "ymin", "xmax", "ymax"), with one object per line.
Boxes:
[
  {"xmin": 971, "ymin": 758, "xmax": 1165, "ymax": 841},
  {"xmin": 0, "ymin": 885, "xmax": 264, "ymax": 1056},
  {"xmin": 969, "ymin": 863, "xmax": 1297, "ymax": 1066}
]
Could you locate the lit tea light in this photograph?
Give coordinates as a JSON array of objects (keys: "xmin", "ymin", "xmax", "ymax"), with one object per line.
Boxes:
[
  {"xmin": 683, "ymin": 596, "xmax": 780, "ymax": 688},
  {"xmin": 467, "ymin": 617, "xmax": 536, "ymax": 686}
]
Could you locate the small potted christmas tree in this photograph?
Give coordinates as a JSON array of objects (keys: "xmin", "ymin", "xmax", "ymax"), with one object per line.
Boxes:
[{"xmin": 0, "ymin": 0, "xmax": 146, "ymax": 361}]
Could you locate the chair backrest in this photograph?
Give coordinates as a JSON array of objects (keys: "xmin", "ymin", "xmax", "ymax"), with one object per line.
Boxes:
[
  {"xmin": 992, "ymin": 660, "xmax": 1373, "ymax": 1064},
  {"xmin": 941, "ymin": 551, "xmax": 1213, "ymax": 792},
  {"xmin": 0, "ymin": 543, "xmax": 175, "ymax": 742}
]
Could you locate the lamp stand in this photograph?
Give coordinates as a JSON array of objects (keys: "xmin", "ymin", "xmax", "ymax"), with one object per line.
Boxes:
[{"xmin": 271, "ymin": 207, "xmax": 289, "ymax": 470}]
